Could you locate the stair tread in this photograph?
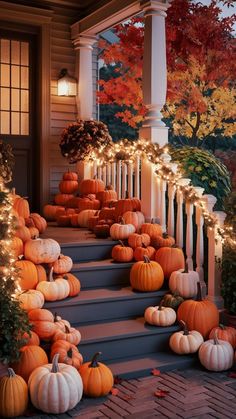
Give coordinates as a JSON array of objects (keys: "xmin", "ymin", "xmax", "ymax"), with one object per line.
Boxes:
[
  {"xmin": 77, "ymin": 317, "xmax": 178, "ymax": 343},
  {"xmin": 44, "ymin": 286, "xmax": 168, "ymax": 308},
  {"xmin": 72, "ymin": 259, "xmax": 133, "ymax": 271}
]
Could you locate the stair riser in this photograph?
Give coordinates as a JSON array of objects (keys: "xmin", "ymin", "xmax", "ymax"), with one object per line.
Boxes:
[
  {"xmin": 72, "ymin": 266, "xmax": 131, "ymax": 289},
  {"xmin": 46, "ymin": 295, "xmax": 164, "ymax": 325},
  {"xmin": 61, "ymin": 243, "xmax": 114, "ymax": 262},
  {"xmin": 80, "ymin": 332, "xmax": 174, "ymax": 362}
]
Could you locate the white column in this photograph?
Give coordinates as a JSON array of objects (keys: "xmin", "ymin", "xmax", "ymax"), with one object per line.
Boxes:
[
  {"xmin": 167, "ymin": 163, "xmax": 177, "ymax": 237},
  {"xmin": 73, "ymin": 34, "xmax": 97, "ymax": 181},
  {"xmin": 176, "ymin": 178, "xmax": 191, "ymax": 248},
  {"xmin": 185, "ymin": 201, "xmax": 194, "ymax": 271},
  {"xmin": 128, "ymin": 163, "xmax": 133, "ymax": 198},
  {"xmin": 194, "ymin": 187, "xmax": 206, "ymax": 296}
]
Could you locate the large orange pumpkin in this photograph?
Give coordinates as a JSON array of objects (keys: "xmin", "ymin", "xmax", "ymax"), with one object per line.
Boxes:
[
  {"xmin": 54, "ymin": 194, "xmax": 74, "ymax": 206},
  {"xmin": 155, "ymin": 246, "xmax": 185, "ymax": 278},
  {"xmin": 63, "ymin": 169, "xmax": 78, "ymax": 181},
  {"xmin": 114, "ymin": 193, "xmax": 141, "ymax": 220},
  {"xmin": 11, "ymin": 345, "xmax": 48, "ymax": 382},
  {"xmin": 0, "ymin": 368, "xmax": 28, "ymax": 418},
  {"xmin": 13, "ymin": 197, "xmax": 30, "ymax": 218},
  {"xmin": 79, "ymin": 352, "xmax": 114, "ymax": 397},
  {"xmin": 28, "ymin": 308, "xmax": 57, "ymax": 341},
  {"xmin": 130, "ymin": 256, "xmax": 164, "ymax": 292},
  {"xmin": 21, "ymin": 331, "xmax": 40, "ymax": 346},
  {"xmin": 141, "ymin": 220, "xmax": 162, "ymax": 239},
  {"xmin": 43, "ymin": 204, "xmax": 64, "ymax": 220},
  {"xmin": 16, "ymin": 259, "xmax": 38, "ymax": 290},
  {"xmin": 12, "ymin": 237, "xmax": 24, "ymax": 258},
  {"xmin": 79, "ymin": 178, "xmax": 105, "ymax": 195},
  {"xmin": 96, "ymin": 186, "xmax": 117, "ymax": 205},
  {"xmin": 177, "ymin": 283, "xmax": 219, "ymax": 339},
  {"xmin": 209, "ymin": 324, "xmax": 236, "ymax": 348},
  {"xmin": 59, "ymin": 180, "xmax": 78, "ymax": 194}
]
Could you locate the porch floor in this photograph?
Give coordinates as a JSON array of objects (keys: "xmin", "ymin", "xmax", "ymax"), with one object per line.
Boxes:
[
  {"xmin": 41, "ymin": 223, "xmax": 114, "ymax": 245},
  {"xmin": 19, "ymin": 367, "xmax": 236, "ymax": 418}
]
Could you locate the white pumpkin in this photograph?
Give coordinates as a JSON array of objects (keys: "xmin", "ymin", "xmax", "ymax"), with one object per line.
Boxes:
[
  {"xmin": 24, "ymin": 237, "xmax": 61, "ymax": 264},
  {"xmin": 144, "ymin": 302, "xmax": 176, "ymax": 326},
  {"xmin": 36, "ymin": 268, "xmax": 69, "ymax": 301},
  {"xmin": 77, "ymin": 210, "xmax": 97, "ymax": 228},
  {"xmin": 28, "ymin": 354, "xmax": 83, "ymax": 414},
  {"xmin": 169, "ymin": 265, "xmax": 198, "ymax": 299},
  {"xmin": 17, "ymin": 289, "xmax": 45, "ymax": 312},
  {"xmin": 198, "ymin": 333, "xmax": 234, "ymax": 371},
  {"xmin": 110, "ymin": 221, "xmax": 135, "ymax": 240},
  {"xmin": 169, "ymin": 320, "xmax": 204, "ymax": 354}
]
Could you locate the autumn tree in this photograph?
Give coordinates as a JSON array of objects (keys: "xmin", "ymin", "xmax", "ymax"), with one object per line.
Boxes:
[{"xmin": 98, "ymin": 0, "xmax": 236, "ymax": 146}]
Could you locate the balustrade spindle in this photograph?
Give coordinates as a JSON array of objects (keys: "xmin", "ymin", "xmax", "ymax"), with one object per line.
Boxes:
[
  {"xmin": 122, "ymin": 163, "xmax": 127, "ymax": 198},
  {"xmin": 185, "ymin": 201, "xmax": 194, "ymax": 271},
  {"xmin": 128, "ymin": 163, "xmax": 133, "ymax": 198},
  {"xmin": 160, "ymin": 178, "xmax": 167, "ymax": 233},
  {"xmin": 156, "ymin": 175, "xmax": 161, "ymax": 220},
  {"xmin": 102, "ymin": 166, "xmax": 107, "ymax": 184},
  {"xmin": 107, "ymin": 163, "xmax": 111, "ymax": 185},
  {"xmin": 97, "ymin": 166, "xmax": 102, "ymax": 181},
  {"xmin": 92, "ymin": 161, "xmax": 97, "ymax": 178},
  {"xmin": 176, "ymin": 178, "xmax": 191, "ymax": 248},
  {"xmin": 194, "ymin": 187, "xmax": 205, "ymax": 288},
  {"xmin": 117, "ymin": 161, "xmax": 122, "ymax": 199},
  {"xmin": 111, "ymin": 162, "xmax": 116, "ymax": 191},
  {"xmin": 167, "ymin": 163, "xmax": 178, "ymax": 237},
  {"xmin": 135, "ymin": 156, "xmax": 140, "ymax": 199}
]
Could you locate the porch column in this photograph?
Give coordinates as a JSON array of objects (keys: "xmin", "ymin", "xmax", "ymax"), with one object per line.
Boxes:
[
  {"xmin": 139, "ymin": 0, "xmax": 170, "ymax": 219},
  {"xmin": 73, "ymin": 34, "xmax": 97, "ymax": 182}
]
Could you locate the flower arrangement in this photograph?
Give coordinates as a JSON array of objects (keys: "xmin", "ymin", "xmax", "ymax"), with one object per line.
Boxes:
[
  {"xmin": 60, "ymin": 119, "xmax": 112, "ymax": 163},
  {"xmin": 0, "ymin": 140, "xmax": 15, "ymax": 183}
]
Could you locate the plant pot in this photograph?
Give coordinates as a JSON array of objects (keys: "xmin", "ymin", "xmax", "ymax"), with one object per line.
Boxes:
[
  {"xmin": 223, "ymin": 310, "xmax": 236, "ymax": 328},
  {"xmin": 0, "ymin": 362, "xmax": 8, "ymax": 378}
]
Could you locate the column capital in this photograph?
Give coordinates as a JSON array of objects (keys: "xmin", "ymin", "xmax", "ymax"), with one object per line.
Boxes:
[
  {"xmin": 140, "ymin": 0, "xmax": 172, "ymax": 17},
  {"xmin": 73, "ymin": 34, "xmax": 97, "ymax": 50},
  {"xmin": 202, "ymin": 194, "xmax": 217, "ymax": 212}
]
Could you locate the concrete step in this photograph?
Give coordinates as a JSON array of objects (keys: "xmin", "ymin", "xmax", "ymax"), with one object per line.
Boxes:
[
  {"xmin": 60, "ymin": 239, "xmax": 117, "ymax": 262},
  {"xmin": 44, "ymin": 286, "xmax": 168, "ymax": 325},
  {"xmin": 71, "ymin": 259, "xmax": 133, "ymax": 289},
  {"xmin": 77, "ymin": 317, "xmax": 179, "ymax": 362}
]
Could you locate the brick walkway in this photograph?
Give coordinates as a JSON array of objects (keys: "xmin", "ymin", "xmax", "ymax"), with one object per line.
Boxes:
[{"xmin": 19, "ymin": 367, "xmax": 236, "ymax": 419}]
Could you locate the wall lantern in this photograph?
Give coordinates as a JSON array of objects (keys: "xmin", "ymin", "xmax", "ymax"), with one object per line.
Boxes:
[{"xmin": 57, "ymin": 68, "xmax": 77, "ymax": 96}]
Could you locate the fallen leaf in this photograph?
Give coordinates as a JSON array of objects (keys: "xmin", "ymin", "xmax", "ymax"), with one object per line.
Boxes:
[
  {"xmin": 114, "ymin": 375, "xmax": 123, "ymax": 384},
  {"xmin": 110, "ymin": 387, "xmax": 119, "ymax": 396},
  {"xmin": 151, "ymin": 368, "xmax": 161, "ymax": 376},
  {"xmin": 122, "ymin": 394, "xmax": 135, "ymax": 401},
  {"xmin": 154, "ymin": 389, "xmax": 170, "ymax": 398},
  {"xmin": 228, "ymin": 372, "xmax": 236, "ymax": 378}
]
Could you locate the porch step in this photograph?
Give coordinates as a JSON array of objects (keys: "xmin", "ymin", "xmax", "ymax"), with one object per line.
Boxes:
[
  {"xmin": 77, "ymin": 317, "xmax": 179, "ymax": 362},
  {"xmin": 71, "ymin": 259, "xmax": 133, "ymax": 289},
  {"xmin": 106, "ymin": 352, "xmax": 198, "ymax": 379},
  {"xmin": 44, "ymin": 286, "xmax": 167, "ymax": 325},
  {"xmin": 60, "ymin": 239, "xmax": 117, "ymax": 262}
]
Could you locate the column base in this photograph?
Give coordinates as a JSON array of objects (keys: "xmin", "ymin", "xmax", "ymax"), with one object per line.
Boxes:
[
  {"xmin": 206, "ymin": 294, "xmax": 224, "ymax": 310},
  {"xmin": 76, "ymin": 161, "xmax": 92, "ymax": 183},
  {"xmin": 139, "ymin": 125, "xmax": 169, "ymax": 147}
]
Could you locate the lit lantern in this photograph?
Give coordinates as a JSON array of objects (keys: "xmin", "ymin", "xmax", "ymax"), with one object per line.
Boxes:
[{"xmin": 57, "ymin": 68, "xmax": 77, "ymax": 96}]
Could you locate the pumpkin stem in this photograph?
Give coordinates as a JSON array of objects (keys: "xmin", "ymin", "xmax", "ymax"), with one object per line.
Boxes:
[
  {"xmin": 48, "ymin": 267, "xmax": 54, "ymax": 282},
  {"xmin": 119, "ymin": 217, "xmax": 125, "ymax": 225},
  {"xmin": 162, "ymin": 233, "xmax": 169, "ymax": 239},
  {"xmin": 65, "ymin": 325, "xmax": 70, "ymax": 334},
  {"xmin": 51, "ymin": 354, "xmax": 60, "ymax": 373},
  {"xmin": 179, "ymin": 320, "xmax": 189, "ymax": 335},
  {"xmin": 89, "ymin": 352, "xmax": 102, "ymax": 368},
  {"xmin": 219, "ymin": 323, "xmax": 225, "ymax": 330},
  {"xmin": 196, "ymin": 282, "xmax": 203, "ymax": 301},
  {"xmin": 143, "ymin": 255, "xmax": 150, "ymax": 263},
  {"xmin": 118, "ymin": 240, "xmax": 125, "ymax": 247},
  {"xmin": 7, "ymin": 368, "xmax": 16, "ymax": 378},
  {"xmin": 183, "ymin": 261, "xmax": 189, "ymax": 274},
  {"xmin": 158, "ymin": 300, "xmax": 164, "ymax": 311},
  {"xmin": 213, "ymin": 330, "xmax": 220, "ymax": 345}
]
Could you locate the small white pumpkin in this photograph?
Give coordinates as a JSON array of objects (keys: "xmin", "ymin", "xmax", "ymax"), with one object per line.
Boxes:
[
  {"xmin": 110, "ymin": 218, "xmax": 135, "ymax": 240},
  {"xmin": 169, "ymin": 320, "xmax": 204, "ymax": 354},
  {"xmin": 198, "ymin": 332, "xmax": 234, "ymax": 371},
  {"xmin": 169, "ymin": 264, "xmax": 198, "ymax": 299},
  {"xmin": 144, "ymin": 301, "xmax": 176, "ymax": 326},
  {"xmin": 36, "ymin": 268, "xmax": 70, "ymax": 301}
]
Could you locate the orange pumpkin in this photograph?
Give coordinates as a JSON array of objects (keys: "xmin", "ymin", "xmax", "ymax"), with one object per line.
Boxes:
[
  {"xmin": 77, "ymin": 197, "xmax": 101, "ymax": 212},
  {"xmin": 22, "ymin": 331, "xmax": 40, "ymax": 346},
  {"xmin": 128, "ymin": 233, "xmax": 151, "ymax": 249},
  {"xmin": 53, "ymin": 314, "xmax": 70, "ymax": 331},
  {"xmin": 122, "ymin": 211, "xmax": 145, "ymax": 232},
  {"xmin": 79, "ymin": 178, "xmax": 105, "ymax": 195},
  {"xmin": 13, "ymin": 197, "xmax": 30, "ymax": 218},
  {"xmin": 16, "ymin": 259, "xmax": 38, "ymax": 290},
  {"xmin": 155, "ymin": 246, "xmax": 185, "ymax": 278},
  {"xmin": 130, "ymin": 256, "xmax": 164, "ymax": 292},
  {"xmin": 57, "ymin": 215, "xmax": 72, "ymax": 227},
  {"xmin": 51, "ymin": 254, "xmax": 73, "ymax": 274},
  {"xmin": 63, "ymin": 169, "xmax": 78, "ymax": 181},
  {"xmin": 63, "ymin": 273, "xmax": 81, "ymax": 297},
  {"xmin": 54, "ymin": 194, "xmax": 74, "ymax": 206},
  {"xmin": 11, "ymin": 345, "xmax": 48, "ymax": 382},
  {"xmin": 28, "ymin": 308, "xmax": 57, "ymax": 341},
  {"xmin": 209, "ymin": 324, "xmax": 236, "ymax": 348},
  {"xmin": 17, "ymin": 216, "xmax": 26, "ymax": 227},
  {"xmin": 52, "ymin": 325, "xmax": 81, "ymax": 345},
  {"xmin": 88, "ymin": 215, "xmax": 100, "ymax": 231},
  {"xmin": 111, "ymin": 241, "xmax": 134, "ymax": 262},
  {"xmin": 96, "ymin": 185, "xmax": 117, "ymax": 205},
  {"xmin": 50, "ymin": 340, "xmax": 83, "ymax": 370},
  {"xmin": 12, "ymin": 237, "xmax": 24, "ymax": 258},
  {"xmin": 141, "ymin": 220, "xmax": 162, "ymax": 239},
  {"xmin": 152, "ymin": 233, "xmax": 175, "ymax": 249},
  {"xmin": 35, "ymin": 264, "xmax": 47, "ymax": 282},
  {"xmin": 79, "ymin": 352, "xmax": 114, "ymax": 397},
  {"xmin": 177, "ymin": 283, "xmax": 219, "ymax": 339},
  {"xmin": 59, "ymin": 180, "xmax": 78, "ymax": 194},
  {"xmin": 28, "ymin": 226, "xmax": 40, "ymax": 239},
  {"xmin": 65, "ymin": 196, "xmax": 81, "ymax": 208},
  {"xmin": 70, "ymin": 214, "xmax": 80, "ymax": 227},
  {"xmin": 98, "ymin": 207, "xmax": 116, "ymax": 221},
  {"xmin": 114, "ymin": 192, "xmax": 141, "ymax": 220},
  {"xmin": 15, "ymin": 226, "xmax": 31, "ymax": 242},
  {"xmin": 134, "ymin": 245, "xmax": 155, "ymax": 261},
  {"xmin": 43, "ymin": 204, "xmax": 64, "ymax": 220},
  {"xmin": 30, "ymin": 213, "xmax": 47, "ymax": 233}
]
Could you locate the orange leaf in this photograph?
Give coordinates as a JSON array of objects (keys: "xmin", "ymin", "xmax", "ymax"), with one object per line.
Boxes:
[
  {"xmin": 151, "ymin": 368, "xmax": 161, "ymax": 376},
  {"xmin": 110, "ymin": 387, "xmax": 119, "ymax": 396},
  {"xmin": 154, "ymin": 389, "xmax": 169, "ymax": 398}
]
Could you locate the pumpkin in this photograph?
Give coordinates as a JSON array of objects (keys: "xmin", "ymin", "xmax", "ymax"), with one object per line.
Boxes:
[
  {"xmin": 0, "ymin": 368, "xmax": 28, "ymax": 418},
  {"xmin": 122, "ymin": 210, "xmax": 145, "ymax": 232},
  {"xmin": 28, "ymin": 226, "xmax": 39, "ymax": 238},
  {"xmin": 50, "ymin": 340, "xmax": 83, "ymax": 370},
  {"xmin": 79, "ymin": 178, "xmax": 105, "ymax": 195},
  {"xmin": 198, "ymin": 332, "xmax": 234, "ymax": 371},
  {"xmin": 55, "ymin": 208, "xmax": 66, "ymax": 220},
  {"xmin": 94, "ymin": 223, "xmax": 110, "ymax": 238},
  {"xmin": 63, "ymin": 273, "xmax": 81, "ymax": 297},
  {"xmin": 65, "ymin": 196, "xmax": 81, "ymax": 208},
  {"xmin": 144, "ymin": 301, "xmax": 176, "ymax": 326},
  {"xmin": 110, "ymin": 218, "xmax": 135, "ymax": 240},
  {"xmin": 155, "ymin": 246, "xmax": 185, "ymax": 278},
  {"xmin": 98, "ymin": 207, "xmax": 116, "ymax": 221},
  {"xmin": 28, "ymin": 308, "xmax": 57, "ymax": 341},
  {"xmin": 43, "ymin": 204, "xmax": 64, "ymax": 220},
  {"xmin": 177, "ymin": 282, "xmax": 219, "ymax": 339},
  {"xmin": 152, "ymin": 233, "xmax": 175, "ymax": 249},
  {"xmin": 16, "ymin": 259, "xmax": 38, "ymax": 290},
  {"xmin": 209, "ymin": 324, "xmax": 236, "ymax": 349},
  {"xmin": 53, "ymin": 313, "xmax": 71, "ymax": 331},
  {"xmin": 77, "ymin": 209, "xmax": 98, "ymax": 227},
  {"xmin": 11, "ymin": 345, "xmax": 48, "ymax": 382},
  {"xmin": 63, "ymin": 169, "xmax": 78, "ymax": 181},
  {"xmin": 169, "ymin": 264, "xmax": 198, "ymax": 299},
  {"xmin": 59, "ymin": 180, "xmax": 78, "ymax": 194},
  {"xmin": 134, "ymin": 244, "xmax": 155, "ymax": 261},
  {"xmin": 35, "ymin": 264, "xmax": 47, "ymax": 282},
  {"xmin": 13, "ymin": 197, "xmax": 30, "ymax": 218},
  {"xmin": 30, "ymin": 213, "xmax": 47, "ymax": 233},
  {"xmin": 88, "ymin": 215, "xmax": 100, "ymax": 231},
  {"xmin": 130, "ymin": 256, "xmax": 164, "ymax": 292},
  {"xmin": 17, "ymin": 215, "xmax": 25, "ymax": 227},
  {"xmin": 24, "ymin": 237, "xmax": 61, "ymax": 264},
  {"xmin": 77, "ymin": 197, "xmax": 101, "ymax": 212},
  {"xmin": 28, "ymin": 354, "xmax": 83, "ymax": 414},
  {"xmin": 112, "ymin": 241, "xmax": 134, "ymax": 262},
  {"xmin": 65, "ymin": 207, "xmax": 76, "ymax": 215},
  {"xmin": 21, "ymin": 331, "xmax": 40, "ymax": 346},
  {"xmin": 70, "ymin": 213, "xmax": 80, "ymax": 227},
  {"xmin": 57, "ymin": 215, "xmax": 72, "ymax": 226},
  {"xmin": 52, "ymin": 325, "xmax": 81, "ymax": 345},
  {"xmin": 114, "ymin": 192, "xmax": 141, "ymax": 220},
  {"xmin": 79, "ymin": 352, "xmax": 113, "ymax": 397},
  {"xmin": 169, "ymin": 320, "xmax": 204, "ymax": 354},
  {"xmin": 128, "ymin": 233, "xmax": 151, "ymax": 249},
  {"xmin": 51, "ymin": 254, "xmax": 73, "ymax": 274},
  {"xmin": 12, "ymin": 237, "xmax": 24, "ymax": 258},
  {"xmin": 17, "ymin": 289, "xmax": 44, "ymax": 311},
  {"xmin": 36, "ymin": 268, "xmax": 70, "ymax": 301},
  {"xmin": 97, "ymin": 185, "xmax": 117, "ymax": 205},
  {"xmin": 15, "ymin": 225, "xmax": 31, "ymax": 242},
  {"xmin": 162, "ymin": 292, "xmax": 184, "ymax": 311},
  {"xmin": 54, "ymin": 193, "xmax": 74, "ymax": 206},
  {"xmin": 141, "ymin": 219, "xmax": 162, "ymax": 239}
]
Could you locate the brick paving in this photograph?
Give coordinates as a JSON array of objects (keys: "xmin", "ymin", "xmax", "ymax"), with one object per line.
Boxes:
[{"xmin": 19, "ymin": 368, "xmax": 236, "ymax": 419}]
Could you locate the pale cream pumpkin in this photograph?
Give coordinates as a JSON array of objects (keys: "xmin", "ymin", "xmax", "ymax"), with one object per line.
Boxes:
[
  {"xmin": 122, "ymin": 211, "xmax": 145, "ymax": 232},
  {"xmin": 52, "ymin": 325, "xmax": 81, "ymax": 345},
  {"xmin": 36, "ymin": 268, "xmax": 69, "ymax": 301},
  {"xmin": 54, "ymin": 314, "xmax": 71, "ymax": 331},
  {"xmin": 169, "ymin": 265, "xmax": 198, "ymax": 299},
  {"xmin": 198, "ymin": 332, "xmax": 234, "ymax": 371},
  {"xmin": 24, "ymin": 237, "xmax": 61, "ymax": 264},
  {"xmin": 17, "ymin": 290, "xmax": 44, "ymax": 312},
  {"xmin": 144, "ymin": 302, "xmax": 176, "ymax": 326},
  {"xmin": 77, "ymin": 209, "xmax": 98, "ymax": 228},
  {"xmin": 28, "ymin": 354, "xmax": 83, "ymax": 414},
  {"xmin": 51, "ymin": 254, "xmax": 73, "ymax": 274},
  {"xmin": 169, "ymin": 320, "xmax": 204, "ymax": 354},
  {"xmin": 110, "ymin": 218, "xmax": 135, "ymax": 240}
]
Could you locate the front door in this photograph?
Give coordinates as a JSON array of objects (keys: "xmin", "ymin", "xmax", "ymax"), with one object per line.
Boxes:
[{"xmin": 0, "ymin": 28, "xmax": 38, "ymax": 210}]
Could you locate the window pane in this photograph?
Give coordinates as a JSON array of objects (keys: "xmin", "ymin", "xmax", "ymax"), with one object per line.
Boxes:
[
  {"xmin": 21, "ymin": 113, "xmax": 29, "ymax": 135},
  {"xmin": 21, "ymin": 66, "xmax": 28, "ymax": 89},
  {"xmin": 11, "ymin": 40, "xmax": 20, "ymax": 65},
  {"xmin": 1, "ymin": 87, "xmax": 10, "ymax": 110},
  {"xmin": 1, "ymin": 39, "xmax": 10, "ymax": 63},
  {"xmin": 1, "ymin": 111, "xmax": 10, "ymax": 134},
  {"xmin": 11, "ymin": 112, "xmax": 20, "ymax": 134},
  {"xmin": 21, "ymin": 42, "xmax": 29, "ymax": 66},
  {"xmin": 21, "ymin": 90, "xmax": 28, "ymax": 112},
  {"xmin": 0, "ymin": 64, "xmax": 10, "ymax": 87},
  {"xmin": 11, "ymin": 65, "xmax": 20, "ymax": 88},
  {"xmin": 11, "ymin": 89, "xmax": 20, "ymax": 111}
]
